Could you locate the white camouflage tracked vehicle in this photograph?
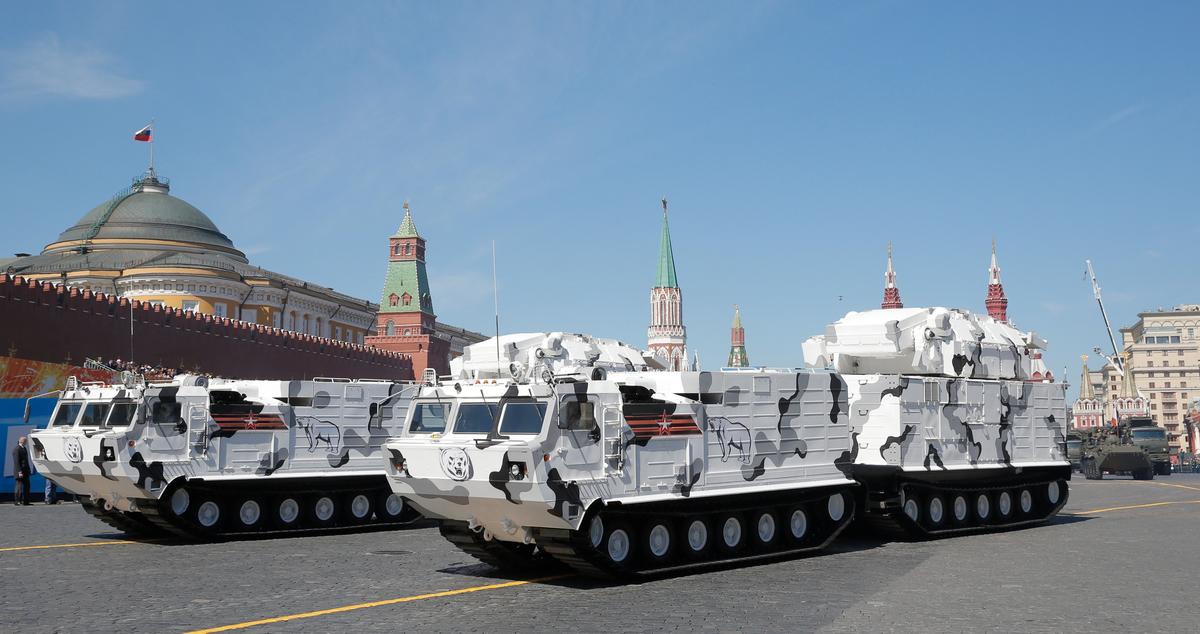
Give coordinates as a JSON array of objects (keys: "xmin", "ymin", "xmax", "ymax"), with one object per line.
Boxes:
[
  {"xmin": 29, "ymin": 374, "xmax": 420, "ymax": 538},
  {"xmin": 384, "ymin": 333, "xmax": 859, "ymax": 577},
  {"xmin": 803, "ymin": 307, "xmax": 1071, "ymax": 537}
]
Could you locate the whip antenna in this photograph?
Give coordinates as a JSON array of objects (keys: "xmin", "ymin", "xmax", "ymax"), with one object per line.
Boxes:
[{"xmin": 493, "ymin": 240, "xmax": 501, "ymax": 378}]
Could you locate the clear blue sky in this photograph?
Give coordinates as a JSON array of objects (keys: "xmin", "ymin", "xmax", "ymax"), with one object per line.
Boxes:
[{"xmin": 2, "ymin": 2, "xmax": 1198, "ymax": 401}]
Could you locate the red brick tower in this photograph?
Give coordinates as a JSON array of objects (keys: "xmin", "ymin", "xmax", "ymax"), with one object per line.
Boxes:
[
  {"xmin": 985, "ymin": 239, "xmax": 1008, "ymax": 322},
  {"xmin": 365, "ymin": 202, "xmax": 449, "ymax": 378},
  {"xmin": 881, "ymin": 242, "xmax": 903, "ymax": 309}
]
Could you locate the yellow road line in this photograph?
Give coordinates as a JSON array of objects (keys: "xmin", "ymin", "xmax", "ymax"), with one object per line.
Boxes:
[
  {"xmin": 0, "ymin": 540, "xmax": 135, "ymax": 553},
  {"xmin": 1074, "ymin": 499, "xmax": 1200, "ymax": 515},
  {"xmin": 184, "ymin": 575, "xmax": 571, "ymax": 634},
  {"xmin": 1152, "ymin": 481, "xmax": 1200, "ymax": 493}
]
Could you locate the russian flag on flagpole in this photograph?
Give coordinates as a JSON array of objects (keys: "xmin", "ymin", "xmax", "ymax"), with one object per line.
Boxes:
[{"xmin": 133, "ymin": 124, "xmax": 153, "ymax": 142}]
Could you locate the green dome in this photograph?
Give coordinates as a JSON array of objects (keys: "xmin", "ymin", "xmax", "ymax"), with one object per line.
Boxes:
[{"xmin": 50, "ymin": 176, "xmax": 241, "ymax": 257}]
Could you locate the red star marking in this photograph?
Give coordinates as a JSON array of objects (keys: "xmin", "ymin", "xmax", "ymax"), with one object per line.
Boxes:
[
  {"xmin": 245, "ymin": 413, "xmax": 258, "ymax": 430},
  {"xmin": 657, "ymin": 411, "xmax": 673, "ymax": 435}
]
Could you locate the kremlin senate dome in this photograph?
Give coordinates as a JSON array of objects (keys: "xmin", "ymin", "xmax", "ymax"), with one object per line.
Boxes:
[
  {"xmin": 45, "ymin": 175, "xmax": 243, "ymax": 259},
  {"xmin": 3, "ymin": 171, "xmax": 377, "ymax": 344}
]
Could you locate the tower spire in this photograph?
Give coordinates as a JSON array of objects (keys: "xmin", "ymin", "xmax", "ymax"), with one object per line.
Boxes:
[
  {"xmin": 985, "ymin": 239, "xmax": 1008, "ymax": 321},
  {"xmin": 648, "ymin": 197, "xmax": 686, "ymax": 370},
  {"xmin": 727, "ymin": 304, "xmax": 749, "ymax": 367},
  {"xmin": 1079, "ymin": 355, "xmax": 1096, "ymax": 400},
  {"xmin": 881, "ymin": 242, "xmax": 903, "ymax": 309}
]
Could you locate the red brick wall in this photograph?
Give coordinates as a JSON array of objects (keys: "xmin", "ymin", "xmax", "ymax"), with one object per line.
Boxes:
[{"xmin": 0, "ymin": 275, "xmax": 413, "ymax": 381}]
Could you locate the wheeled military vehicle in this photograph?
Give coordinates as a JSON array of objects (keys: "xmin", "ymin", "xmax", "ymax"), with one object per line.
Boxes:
[
  {"xmin": 1123, "ymin": 416, "xmax": 1172, "ymax": 475},
  {"xmin": 803, "ymin": 307, "xmax": 1071, "ymax": 537},
  {"xmin": 1078, "ymin": 422, "xmax": 1156, "ymax": 480},
  {"xmin": 30, "ymin": 373, "xmax": 420, "ymax": 538},
  {"xmin": 386, "ymin": 310, "xmax": 1070, "ymax": 578}
]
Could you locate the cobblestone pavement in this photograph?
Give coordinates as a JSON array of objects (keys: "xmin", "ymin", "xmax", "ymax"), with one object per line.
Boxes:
[{"xmin": 3, "ymin": 475, "xmax": 1199, "ymax": 633}]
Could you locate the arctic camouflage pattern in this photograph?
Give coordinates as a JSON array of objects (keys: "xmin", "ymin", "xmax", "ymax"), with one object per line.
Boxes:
[
  {"xmin": 385, "ymin": 333, "xmax": 854, "ymax": 544},
  {"xmin": 31, "ymin": 375, "xmax": 415, "ymax": 512},
  {"xmin": 388, "ymin": 308, "xmax": 1070, "ymax": 547},
  {"xmin": 805, "ymin": 307, "xmax": 1068, "ymax": 474}
]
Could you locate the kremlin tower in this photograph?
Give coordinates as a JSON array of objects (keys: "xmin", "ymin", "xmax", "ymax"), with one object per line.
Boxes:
[
  {"xmin": 647, "ymin": 198, "xmax": 688, "ymax": 371},
  {"xmin": 1072, "ymin": 355, "xmax": 1103, "ymax": 429},
  {"xmin": 366, "ymin": 202, "xmax": 450, "ymax": 377},
  {"xmin": 1110, "ymin": 352, "xmax": 1149, "ymax": 424},
  {"xmin": 881, "ymin": 242, "xmax": 903, "ymax": 309},
  {"xmin": 985, "ymin": 240, "xmax": 1008, "ymax": 322},
  {"xmin": 727, "ymin": 305, "xmax": 750, "ymax": 368}
]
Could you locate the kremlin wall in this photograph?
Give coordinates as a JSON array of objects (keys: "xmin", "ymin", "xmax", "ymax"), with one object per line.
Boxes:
[{"xmin": 0, "ymin": 274, "xmax": 411, "ymax": 384}]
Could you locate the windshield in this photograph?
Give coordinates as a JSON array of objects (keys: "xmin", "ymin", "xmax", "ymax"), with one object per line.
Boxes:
[
  {"xmin": 499, "ymin": 402, "xmax": 548, "ymax": 435},
  {"xmin": 1066, "ymin": 440, "xmax": 1082, "ymax": 450},
  {"xmin": 50, "ymin": 402, "xmax": 83, "ymax": 427},
  {"xmin": 409, "ymin": 403, "xmax": 448, "ymax": 433},
  {"xmin": 1132, "ymin": 428, "xmax": 1166, "ymax": 440},
  {"xmin": 454, "ymin": 403, "xmax": 500, "ymax": 434},
  {"xmin": 106, "ymin": 402, "xmax": 139, "ymax": 428},
  {"xmin": 79, "ymin": 403, "xmax": 111, "ymax": 427}
]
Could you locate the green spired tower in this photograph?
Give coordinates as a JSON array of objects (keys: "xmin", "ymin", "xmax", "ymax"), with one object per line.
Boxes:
[
  {"xmin": 365, "ymin": 201, "xmax": 453, "ymax": 377},
  {"xmin": 647, "ymin": 198, "xmax": 687, "ymax": 370},
  {"xmin": 727, "ymin": 305, "xmax": 750, "ymax": 368}
]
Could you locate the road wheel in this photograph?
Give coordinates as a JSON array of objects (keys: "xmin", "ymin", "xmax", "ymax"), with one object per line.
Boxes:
[
  {"xmin": 1046, "ymin": 481, "xmax": 1062, "ymax": 505},
  {"xmin": 235, "ymin": 498, "xmax": 265, "ymax": 531},
  {"xmin": 194, "ymin": 498, "xmax": 223, "ymax": 533},
  {"xmin": 716, "ymin": 514, "xmax": 746, "ymax": 556},
  {"xmin": 997, "ymin": 491, "xmax": 1013, "ymax": 520},
  {"xmin": 926, "ymin": 496, "xmax": 945, "ymax": 527},
  {"xmin": 375, "ymin": 492, "xmax": 406, "ymax": 522},
  {"xmin": 343, "ymin": 493, "xmax": 374, "ymax": 525},
  {"xmin": 786, "ymin": 507, "xmax": 809, "ymax": 544},
  {"xmin": 952, "ymin": 495, "xmax": 969, "ymax": 524},
  {"xmin": 643, "ymin": 518, "xmax": 674, "ymax": 566},
  {"xmin": 975, "ymin": 493, "xmax": 991, "ymax": 522},
  {"xmin": 274, "ymin": 496, "xmax": 302, "ymax": 528},
  {"xmin": 310, "ymin": 495, "xmax": 337, "ymax": 528},
  {"xmin": 601, "ymin": 519, "xmax": 637, "ymax": 573},
  {"xmin": 751, "ymin": 511, "xmax": 778, "ymax": 550},
  {"xmin": 1132, "ymin": 467, "xmax": 1154, "ymax": 481},
  {"xmin": 827, "ymin": 492, "xmax": 847, "ymax": 523},
  {"xmin": 168, "ymin": 486, "xmax": 191, "ymax": 518},
  {"xmin": 903, "ymin": 494, "xmax": 920, "ymax": 523},
  {"xmin": 1018, "ymin": 489, "xmax": 1033, "ymax": 515},
  {"xmin": 682, "ymin": 517, "xmax": 710, "ymax": 559}
]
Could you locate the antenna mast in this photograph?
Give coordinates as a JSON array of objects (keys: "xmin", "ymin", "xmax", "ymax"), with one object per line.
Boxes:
[
  {"xmin": 492, "ymin": 240, "xmax": 501, "ymax": 378},
  {"xmin": 1087, "ymin": 259, "xmax": 1123, "ymax": 371}
]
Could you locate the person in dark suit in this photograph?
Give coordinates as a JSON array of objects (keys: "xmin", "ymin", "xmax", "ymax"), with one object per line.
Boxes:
[{"xmin": 12, "ymin": 436, "xmax": 31, "ymax": 506}]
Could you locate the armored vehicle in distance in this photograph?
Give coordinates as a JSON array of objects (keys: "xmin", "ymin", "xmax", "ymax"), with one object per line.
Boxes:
[
  {"xmin": 1123, "ymin": 416, "xmax": 1172, "ymax": 475},
  {"xmin": 1079, "ymin": 422, "xmax": 1156, "ymax": 480},
  {"xmin": 30, "ymin": 373, "xmax": 420, "ymax": 538}
]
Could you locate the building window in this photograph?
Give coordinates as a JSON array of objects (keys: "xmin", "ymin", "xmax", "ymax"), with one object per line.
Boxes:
[
  {"xmin": 393, "ymin": 245, "xmax": 400, "ymax": 255},
  {"xmin": 402, "ymin": 292, "xmax": 412, "ymax": 306},
  {"xmin": 240, "ymin": 309, "xmax": 256, "ymax": 323},
  {"xmin": 385, "ymin": 320, "xmax": 395, "ymax": 336},
  {"xmin": 214, "ymin": 303, "xmax": 227, "ymax": 318},
  {"xmin": 1150, "ymin": 383, "xmax": 1156, "ymax": 388},
  {"xmin": 273, "ymin": 313, "xmax": 281, "ymax": 328},
  {"xmin": 1148, "ymin": 361, "xmax": 1154, "ymax": 367},
  {"xmin": 404, "ymin": 328, "xmax": 411, "ymax": 336},
  {"xmin": 182, "ymin": 300, "xmax": 199, "ymax": 312},
  {"xmin": 389, "ymin": 293, "xmax": 399, "ymax": 307},
  {"xmin": 335, "ymin": 326, "xmax": 341, "ymax": 340}
]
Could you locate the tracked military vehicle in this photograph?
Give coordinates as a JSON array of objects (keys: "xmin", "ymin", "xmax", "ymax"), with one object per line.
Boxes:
[
  {"xmin": 1078, "ymin": 422, "xmax": 1156, "ymax": 480},
  {"xmin": 29, "ymin": 374, "xmax": 420, "ymax": 538},
  {"xmin": 802, "ymin": 307, "xmax": 1071, "ymax": 537},
  {"xmin": 384, "ymin": 333, "xmax": 858, "ymax": 577}
]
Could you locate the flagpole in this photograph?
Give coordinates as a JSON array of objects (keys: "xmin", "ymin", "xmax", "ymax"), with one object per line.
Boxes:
[{"xmin": 149, "ymin": 118, "xmax": 155, "ymax": 176}]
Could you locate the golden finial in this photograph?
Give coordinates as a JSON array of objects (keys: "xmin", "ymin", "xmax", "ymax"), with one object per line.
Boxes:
[{"xmin": 402, "ymin": 200, "xmax": 410, "ymax": 210}]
